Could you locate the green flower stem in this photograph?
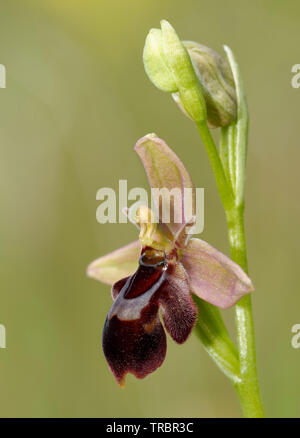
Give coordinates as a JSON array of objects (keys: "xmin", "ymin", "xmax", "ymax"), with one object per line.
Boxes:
[
  {"xmin": 227, "ymin": 208, "xmax": 264, "ymax": 417},
  {"xmin": 197, "ymin": 122, "xmax": 264, "ymax": 417},
  {"xmin": 196, "ymin": 121, "xmax": 235, "ymax": 212},
  {"xmin": 197, "ymin": 123, "xmax": 264, "ymax": 415},
  {"xmin": 195, "ymin": 45, "xmax": 264, "ymax": 417},
  {"xmin": 223, "ymin": 46, "xmax": 264, "ymax": 416}
]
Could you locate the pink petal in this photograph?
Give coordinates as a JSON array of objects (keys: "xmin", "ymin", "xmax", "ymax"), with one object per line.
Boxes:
[
  {"xmin": 135, "ymin": 135, "xmax": 195, "ymax": 241},
  {"xmin": 86, "ymin": 241, "xmax": 140, "ymax": 285},
  {"xmin": 181, "ymin": 238, "xmax": 254, "ymax": 309},
  {"xmin": 159, "ymin": 262, "xmax": 197, "ymax": 343}
]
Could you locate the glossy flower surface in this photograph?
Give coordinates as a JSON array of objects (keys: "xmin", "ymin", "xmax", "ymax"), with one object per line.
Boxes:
[{"xmin": 87, "ymin": 135, "xmax": 254, "ymax": 386}]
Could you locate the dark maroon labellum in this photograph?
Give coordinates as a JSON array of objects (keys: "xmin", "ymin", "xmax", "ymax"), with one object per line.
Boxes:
[{"xmin": 102, "ymin": 251, "xmax": 197, "ymax": 386}]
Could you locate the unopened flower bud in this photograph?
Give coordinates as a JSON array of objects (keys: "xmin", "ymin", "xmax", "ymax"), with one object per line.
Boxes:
[
  {"xmin": 143, "ymin": 21, "xmax": 206, "ymax": 123},
  {"xmin": 182, "ymin": 41, "xmax": 237, "ymax": 128}
]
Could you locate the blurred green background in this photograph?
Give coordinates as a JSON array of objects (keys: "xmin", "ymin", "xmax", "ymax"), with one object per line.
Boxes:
[{"xmin": 0, "ymin": 0, "xmax": 299, "ymax": 418}]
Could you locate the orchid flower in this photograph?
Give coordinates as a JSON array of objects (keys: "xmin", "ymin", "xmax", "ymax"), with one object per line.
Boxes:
[{"xmin": 87, "ymin": 135, "xmax": 254, "ymax": 387}]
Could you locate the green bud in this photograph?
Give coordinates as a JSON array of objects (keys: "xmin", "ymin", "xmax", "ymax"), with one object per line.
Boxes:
[
  {"xmin": 183, "ymin": 41, "xmax": 237, "ymax": 128},
  {"xmin": 143, "ymin": 29, "xmax": 177, "ymax": 93},
  {"xmin": 143, "ymin": 20, "xmax": 206, "ymax": 123}
]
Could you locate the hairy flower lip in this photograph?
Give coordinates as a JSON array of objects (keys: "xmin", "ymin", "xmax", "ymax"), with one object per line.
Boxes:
[
  {"xmin": 103, "ymin": 259, "xmax": 197, "ymax": 386},
  {"xmin": 103, "ymin": 313, "xmax": 167, "ymax": 387}
]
